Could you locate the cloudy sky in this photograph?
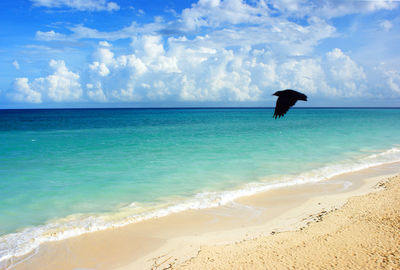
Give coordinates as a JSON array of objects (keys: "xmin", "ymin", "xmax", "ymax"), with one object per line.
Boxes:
[{"xmin": 1, "ymin": 0, "xmax": 400, "ymax": 108}]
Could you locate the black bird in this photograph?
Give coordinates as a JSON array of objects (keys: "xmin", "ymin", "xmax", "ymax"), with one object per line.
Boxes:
[{"xmin": 273, "ymin": 89, "xmax": 307, "ymax": 119}]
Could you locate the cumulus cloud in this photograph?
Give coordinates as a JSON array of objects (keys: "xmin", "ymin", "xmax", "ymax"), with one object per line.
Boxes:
[
  {"xmin": 80, "ymin": 36, "xmax": 371, "ymax": 103},
  {"xmin": 325, "ymin": 48, "xmax": 366, "ymax": 96},
  {"xmin": 385, "ymin": 70, "xmax": 400, "ymax": 94},
  {"xmin": 11, "ymin": 0, "xmax": 400, "ymax": 104},
  {"xmin": 31, "ymin": 0, "xmax": 119, "ymax": 12},
  {"xmin": 9, "ymin": 60, "xmax": 82, "ymax": 103},
  {"xmin": 44, "ymin": 60, "xmax": 82, "ymax": 101},
  {"xmin": 10, "ymin": 78, "xmax": 42, "ymax": 103},
  {"xmin": 89, "ymin": 61, "xmax": 110, "ymax": 77},
  {"xmin": 86, "ymin": 36, "xmax": 180, "ymax": 102},
  {"xmin": 86, "ymin": 82, "xmax": 107, "ymax": 102}
]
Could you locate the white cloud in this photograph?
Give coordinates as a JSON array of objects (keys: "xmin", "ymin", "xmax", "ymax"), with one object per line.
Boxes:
[
  {"xmin": 86, "ymin": 37, "xmax": 181, "ymax": 102},
  {"xmin": 10, "ymin": 78, "xmax": 42, "ymax": 103},
  {"xmin": 66, "ymin": 23, "xmax": 139, "ymax": 41},
  {"xmin": 10, "ymin": 0, "xmax": 400, "ymax": 105},
  {"xmin": 278, "ymin": 58, "xmax": 327, "ymax": 95},
  {"xmin": 45, "ymin": 60, "xmax": 82, "ymax": 101},
  {"xmin": 36, "ymin": 30, "xmax": 67, "ymax": 41},
  {"xmin": 325, "ymin": 48, "xmax": 366, "ymax": 96},
  {"xmin": 99, "ymin": 41, "xmax": 112, "ymax": 47},
  {"xmin": 116, "ymin": 54, "xmax": 147, "ymax": 75},
  {"xmin": 87, "ymin": 40, "xmax": 376, "ymax": 102},
  {"xmin": 179, "ymin": 0, "xmax": 399, "ymax": 32},
  {"xmin": 380, "ymin": 20, "xmax": 393, "ymax": 31},
  {"xmin": 141, "ymin": 35, "xmax": 165, "ymax": 58},
  {"xmin": 31, "ymin": 0, "xmax": 120, "ymax": 12},
  {"xmin": 326, "ymin": 49, "xmax": 366, "ymax": 80},
  {"xmin": 32, "ymin": 0, "xmax": 398, "ymax": 44},
  {"xmin": 146, "ymin": 81, "xmax": 171, "ymax": 100},
  {"xmin": 9, "ymin": 60, "xmax": 82, "ymax": 103},
  {"xmin": 181, "ymin": 0, "xmax": 271, "ymax": 31},
  {"xmin": 385, "ymin": 70, "xmax": 400, "ymax": 94},
  {"xmin": 35, "ymin": 1, "xmax": 335, "ymax": 44},
  {"xmin": 96, "ymin": 47, "xmax": 115, "ymax": 65},
  {"xmin": 86, "ymin": 82, "xmax": 107, "ymax": 101},
  {"xmin": 91, "ymin": 35, "xmax": 180, "ymax": 76},
  {"xmin": 36, "ymin": 21, "xmax": 166, "ymax": 43},
  {"xmin": 12, "ymin": 61, "xmax": 20, "ymax": 70},
  {"xmin": 270, "ymin": 0, "xmax": 399, "ymax": 18},
  {"xmin": 89, "ymin": 61, "xmax": 110, "ymax": 76}
]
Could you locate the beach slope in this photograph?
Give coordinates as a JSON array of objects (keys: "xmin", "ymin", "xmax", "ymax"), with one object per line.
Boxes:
[{"xmin": 176, "ymin": 175, "xmax": 400, "ymax": 269}]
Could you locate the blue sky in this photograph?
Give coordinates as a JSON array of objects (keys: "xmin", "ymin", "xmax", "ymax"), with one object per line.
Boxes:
[{"xmin": 1, "ymin": 0, "xmax": 400, "ymax": 108}]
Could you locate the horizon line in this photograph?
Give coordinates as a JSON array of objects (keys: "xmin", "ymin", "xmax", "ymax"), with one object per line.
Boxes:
[{"xmin": 1, "ymin": 106, "xmax": 400, "ymax": 110}]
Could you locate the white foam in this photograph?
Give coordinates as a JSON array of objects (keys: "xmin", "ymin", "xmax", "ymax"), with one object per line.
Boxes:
[{"xmin": 1, "ymin": 146, "xmax": 400, "ymax": 269}]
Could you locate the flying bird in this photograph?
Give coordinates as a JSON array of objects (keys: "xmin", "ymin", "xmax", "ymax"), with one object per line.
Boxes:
[{"xmin": 273, "ymin": 89, "xmax": 307, "ymax": 119}]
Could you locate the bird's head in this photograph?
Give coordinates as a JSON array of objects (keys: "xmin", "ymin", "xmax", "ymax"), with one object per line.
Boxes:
[
  {"xmin": 272, "ymin": 91, "xmax": 281, "ymax": 96},
  {"xmin": 299, "ymin": 94, "xmax": 308, "ymax": 101}
]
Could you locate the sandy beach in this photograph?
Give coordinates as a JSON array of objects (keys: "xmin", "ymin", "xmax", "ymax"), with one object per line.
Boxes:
[
  {"xmin": 177, "ymin": 173, "xmax": 400, "ymax": 269},
  {"xmin": 7, "ymin": 162, "xmax": 400, "ymax": 270}
]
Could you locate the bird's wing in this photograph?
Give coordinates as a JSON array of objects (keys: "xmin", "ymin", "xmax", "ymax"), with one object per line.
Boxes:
[{"xmin": 273, "ymin": 97, "xmax": 298, "ymax": 119}]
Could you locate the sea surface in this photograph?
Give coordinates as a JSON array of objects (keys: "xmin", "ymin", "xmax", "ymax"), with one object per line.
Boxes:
[{"xmin": 1, "ymin": 108, "xmax": 400, "ymax": 265}]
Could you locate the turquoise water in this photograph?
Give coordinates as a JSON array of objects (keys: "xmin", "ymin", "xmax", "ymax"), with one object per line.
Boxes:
[{"xmin": 1, "ymin": 108, "xmax": 400, "ymax": 263}]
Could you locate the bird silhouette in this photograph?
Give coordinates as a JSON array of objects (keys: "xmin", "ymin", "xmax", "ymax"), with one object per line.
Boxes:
[{"xmin": 273, "ymin": 89, "xmax": 307, "ymax": 119}]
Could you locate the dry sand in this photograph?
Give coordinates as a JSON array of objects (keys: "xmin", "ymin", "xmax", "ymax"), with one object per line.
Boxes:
[
  {"xmin": 177, "ymin": 175, "xmax": 400, "ymax": 270},
  {"xmin": 7, "ymin": 163, "xmax": 400, "ymax": 270}
]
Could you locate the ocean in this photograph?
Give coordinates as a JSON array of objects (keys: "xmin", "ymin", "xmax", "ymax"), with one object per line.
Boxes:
[{"xmin": 1, "ymin": 108, "xmax": 400, "ymax": 264}]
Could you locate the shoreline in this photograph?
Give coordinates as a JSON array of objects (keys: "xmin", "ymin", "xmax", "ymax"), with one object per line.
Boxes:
[
  {"xmin": 3, "ymin": 146, "xmax": 400, "ymax": 267},
  {"xmin": 6, "ymin": 161, "xmax": 400, "ymax": 270},
  {"xmin": 176, "ymin": 173, "xmax": 400, "ymax": 269}
]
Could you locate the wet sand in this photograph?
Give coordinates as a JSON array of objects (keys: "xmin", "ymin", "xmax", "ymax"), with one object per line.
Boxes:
[
  {"xmin": 7, "ymin": 162, "xmax": 400, "ymax": 270},
  {"xmin": 177, "ymin": 174, "xmax": 400, "ymax": 270}
]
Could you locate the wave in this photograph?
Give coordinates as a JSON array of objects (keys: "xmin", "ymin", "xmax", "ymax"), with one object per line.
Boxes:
[{"xmin": 1, "ymin": 146, "xmax": 400, "ymax": 269}]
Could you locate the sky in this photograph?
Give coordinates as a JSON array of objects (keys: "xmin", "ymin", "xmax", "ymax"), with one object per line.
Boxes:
[{"xmin": 1, "ymin": 0, "xmax": 400, "ymax": 108}]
